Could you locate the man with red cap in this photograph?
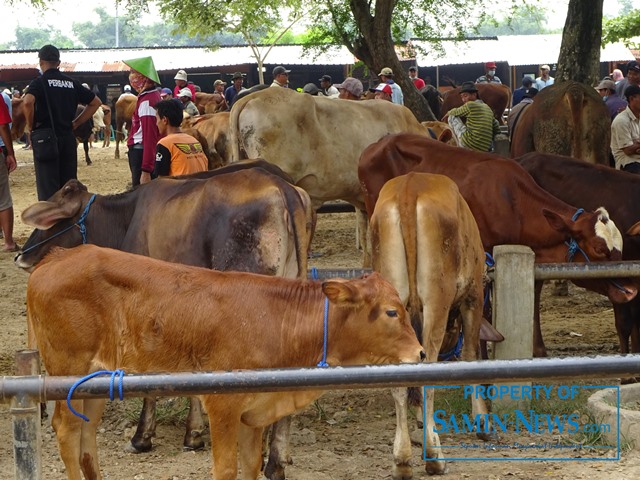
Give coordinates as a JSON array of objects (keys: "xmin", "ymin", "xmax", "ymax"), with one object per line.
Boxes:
[
  {"xmin": 123, "ymin": 56, "xmax": 162, "ymax": 187},
  {"xmin": 476, "ymin": 61, "xmax": 501, "ymax": 84}
]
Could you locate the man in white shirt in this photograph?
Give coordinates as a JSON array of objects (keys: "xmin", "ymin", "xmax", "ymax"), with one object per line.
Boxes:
[
  {"xmin": 319, "ymin": 75, "xmax": 339, "ymax": 97},
  {"xmin": 535, "ymin": 65, "xmax": 554, "ymax": 90},
  {"xmin": 611, "ymin": 85, "xmax": 640, "ymax": 173},
  {"xmin": 378, "ymin": 67, "xmax": 403, "ymax": 105}
]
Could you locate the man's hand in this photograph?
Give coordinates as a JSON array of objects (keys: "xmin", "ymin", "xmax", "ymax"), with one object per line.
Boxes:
[{"xmin": 140, "ymin": 171, "xmax": 151, "ymax": 184}]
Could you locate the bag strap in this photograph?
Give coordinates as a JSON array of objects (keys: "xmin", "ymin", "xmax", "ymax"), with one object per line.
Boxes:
[{"xmin": 40, "ymin": 76, "xmax": 59, "ymax": 142}]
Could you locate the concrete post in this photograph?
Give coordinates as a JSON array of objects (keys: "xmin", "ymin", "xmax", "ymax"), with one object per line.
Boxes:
[
  {"xmin": 491, "ymin": 245, "xmax": 535, "ymax": 409},
  {"xmin": 12, "ymin": 350, "xmax": 41, "ymax": 480}
]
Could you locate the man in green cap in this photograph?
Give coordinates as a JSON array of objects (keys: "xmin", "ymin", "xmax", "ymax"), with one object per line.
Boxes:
[
  {"xmin": 123, "ymin": 56, "xmax": 162, "ymax": 186},
  {"xmin": 23, "ymin": 44, "xmax": 101, "ymax": 200}
]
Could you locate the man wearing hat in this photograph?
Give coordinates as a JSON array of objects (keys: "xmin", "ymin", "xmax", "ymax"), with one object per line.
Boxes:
[
  {"xmin": 319, "ymin": 75, "xmax": 339, "ymax": 97},
  {"xmin": 616, "ymin": 61, "xmax": 640, "ymax": 99},
  {"xmin": 225, "ymin": 72, "xmax": 246, "ymax": 108},
  {"xmin": 23, "ymin": 44, "xmax": 101, "ymax": 200},
  {"xmin": 596, "ymin": 79, "xmax": 627, "ymax": 120},
  {"xmin": 611, "ymin": 84, "xmax": 640, "ymax": 173},
  {"xmin": 378, "ymin": 67, "xmax": 403, "ymax": 105},
  {"xmin": 335, "ymin": 77, "xmax": 363, "ymax": 100},
  {"xmin": 0, "ymin": 87, "xmax": 17, "ymax": 251},
  {"xmin": 123, "ymin": 56, "xmax": 162, "ymax": 186},
  {"xmin": 408, "ymin": 66, "xmax": 425, "ymax": 90},
  {"xmin": 173, "ymin": 69, "xmax": 197, "ymax": 99},
  {"xmin": 214, "ymin": 79, "xmax": 226, "ymax": 95},
  {"xmin": 271, "ymin": 66, "xmax": 291, "ymax": 88},
  {"xmin": 535, "ymin": 65, "xmax": 554, "ymax": 90},
  {"xmin": 446, "ymin": 81, "xmax": 500, "ymax": 152},
  {"xmin": 370, "ymin": 83, "xmax": 393, "ymax": 102},
  {"xmin": 476, "ymin": 62, "xmax": 501, "ymax": 84},
  {"xmin": 508, "ymin": 87, "xmax": 538, "ymax": 138},
  {"xmin": 177, "ymin": 88, "xmax": 199, "ymax": 117}
]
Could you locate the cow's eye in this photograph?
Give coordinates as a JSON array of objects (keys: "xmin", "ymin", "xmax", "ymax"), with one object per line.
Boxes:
[{"xmin": 386, "ymin": 309, "xmax": 398, "ymax": 318}]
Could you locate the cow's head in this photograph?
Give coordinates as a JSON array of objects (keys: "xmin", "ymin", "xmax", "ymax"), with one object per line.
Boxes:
[
  {"xmin": 321, "ymin": 272, "xmax": 425, "ymax": 366},
  {"xmin": 15, "ymin": 180, "xmax": 91, "ymax": 272},
  {"xmin": 543, "ymin": 207, "xmax": 637, "ymax": 303}
]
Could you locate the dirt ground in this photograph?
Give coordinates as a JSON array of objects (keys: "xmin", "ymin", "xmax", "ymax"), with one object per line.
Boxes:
[{"xmin": 1, "ymin": 143, "xmax": 639, "ymax": 479}]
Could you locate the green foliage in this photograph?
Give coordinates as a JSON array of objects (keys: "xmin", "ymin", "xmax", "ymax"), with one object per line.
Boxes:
[
  {"xmin": 603, "ymin": 9, "xmax": 640, "ymax": 48},
  {"xmin": 12, "ymin": 27, "xmax": 77, "ymax": 50},
  {"xmin": 475, "ymin": 4, "xmax": 551, "ymax": 36}
]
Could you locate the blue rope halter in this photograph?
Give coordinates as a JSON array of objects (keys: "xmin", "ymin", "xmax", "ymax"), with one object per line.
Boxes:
[
  {"xmin": 311, "ymin": 267, "xmax": 329, "ymax": 368},
  {"xmin": 20, "ymin": 194, "xmax": 97, "ymax": 255},
  {"xmin": 565, "ymin": 208, "xmax": 590, "ymax": 262}
]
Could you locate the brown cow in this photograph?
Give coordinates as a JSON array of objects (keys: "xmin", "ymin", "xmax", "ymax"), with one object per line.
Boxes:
[
  {"xmin": 10, "ymin": 97, "xmax": 26, "ymax": 141},
  {"xmin": 371, "ymin": 172, "xmax": 487, "ymax": 476},
  {"xmin": 358, "ymin": 134, "xmax": 637, "ymax": 357},
  {"xmin": 510, "ymin": 81, "xmax": 611, "ymax": 164},
  {"xmin": 73, "ymin": 105, "xmax": 93, "ymax": 165},
  {"xmin": 114, "ymin": 94, "xmax": 136, "ymax": 159},
  {"xmin": 195, "ymin": 91, "xmax": 227, "ymax": 114},
  {"xmin": 441, "ymin": 83, "xmax": 511, "ymax": 124},
  {"xmin": 182, "ymin": 112, "xmax": 230, "ymax": 169},
  {"xmin": 16, "ymin": 166, "xmax": 314, "ymax": 465},
  {"xmin": 27, "ymin": 245, "xmax": 425, "ymax": 480}
]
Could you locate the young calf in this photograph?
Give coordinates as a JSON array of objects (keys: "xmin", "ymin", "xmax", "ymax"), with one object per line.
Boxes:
[
  {"xmin": 27, "ymin": 245, "xmax": 425, "ymax": 480},
  {"xmin": 370, "ymin": 172, "xmax": 488, "ymax": 477}
]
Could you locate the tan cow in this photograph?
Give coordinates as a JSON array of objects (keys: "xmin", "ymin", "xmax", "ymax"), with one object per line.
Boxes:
[
  {"xmin": 510, "ymin": 81, "xmax": 611, "ymax": 164},
  {"xmin": 229, "ymin": 87, "xmax": 431, "ymax": 263},
  {"xmin": 371, "ymin": 172, "xmax": 488, "ymax": 476},
  {"xmin": 27, "ymin": 245, "xmax": 425, "ymax": 480},
  {"xmin": 195, "ymin": 91, "xmax": 227, "ymax": 114},
  {"xmin": 114, "ymin": 94, "xmax": 136, "ymax": 159},
  {"xmin": 182, "ymin": 112, "xmax": 230, "ymax": 169}
]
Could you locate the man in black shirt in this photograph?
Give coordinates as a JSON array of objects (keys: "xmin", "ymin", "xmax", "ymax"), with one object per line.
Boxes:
[{"xmin": 23, "ymin": 44, "xmax": 101, "ymax": 200}]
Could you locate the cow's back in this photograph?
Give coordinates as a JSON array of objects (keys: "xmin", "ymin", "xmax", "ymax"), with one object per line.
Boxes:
[
  {"xmin": 229, "ymin": 88, "xmax": 428, "ymax": 208},
  {"xmin": 510, "ymin": 81, "xmax": 610, "ymax": 164},
  {"xmin": 441, "ymin": 83, "xmax": 510, "ymax": 123}
]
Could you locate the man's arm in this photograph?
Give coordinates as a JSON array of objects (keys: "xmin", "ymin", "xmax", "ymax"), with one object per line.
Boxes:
[
  {"xmin": 22, "ymin": 94, "xmax": 35, "ymax": 133},
  {"xmin": 621, "ymin": 139, "xmax": 640, "ymax": 156},
  {"xmin": 154, "ymin": 143, "xmax": 171, "ymax": 177},
  {"xmin": 0, "ymin": 124, "xmax": 16, "ymax": 173},
  {"xmin": 72, "ymin": 96, "xmax": 101, "ymax": 131},
  {"xmin": 447, "ymin": 102, "xmax": 471, "ymax": 118}
]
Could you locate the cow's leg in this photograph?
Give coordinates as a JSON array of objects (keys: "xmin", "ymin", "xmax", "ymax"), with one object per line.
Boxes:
[
  {"xmin": 52, "ymin": 399, "xmax": 91, "ymax": 480},
  {"xmin": 357, "ymin": 209, "xmax": 371, "ymax": 267},
  {"xmin": 183, "ymin": 397, "xmax": 205, "ymax": 450},
  {"xmin": 203, "ymin": 395, "xmax": 241, "ymax": 480},
  {"xmin": 533, "ymin": 281, "xmax": 547, "ymax": 357},
  {"xmin": 264, "ymin": 416, "xmax": 293, "ymax": 480},
  {"xmin": 613, "ymin": 303, "xmax": 632, "ymax": 354},
  {"xmin": 79, "ymin": 398, "xmax": 107, "ymax": 480},
  {"xmin": 128, "ymin": 397, "xmax": 157, "ymax": 452},
  {"xmin": 84, "ymin": 140, "xmax": 92, "ymax": 165},
  {"xmin": 238, "ymin": 424, "xmax": 265, "ymax": 480},
  {"xmin": 391, "ymin": 387, "xmax": 414, "ymax": 480}
]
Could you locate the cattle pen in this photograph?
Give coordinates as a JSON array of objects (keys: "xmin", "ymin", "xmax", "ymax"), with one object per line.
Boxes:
[{"xmin": 3, "ymin": 248, "xmax": 640, "ymax": 479}]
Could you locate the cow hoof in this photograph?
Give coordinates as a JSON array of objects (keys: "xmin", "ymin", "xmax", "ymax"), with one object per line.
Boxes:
[
  {"xmin": 621, "ymin": 377, "xmax": 639, "ymax": 385},
  {"xmin": 392, "ymin": 463, "xmax": 413, "ymax": 480},
  {"xmin": 476, "ymin": 430, "xmax": 498, "ymax": 442},
  {"xmin": 86, "ymin": 160, "xmax": 92, "ymax": 166},
  {"xmin": 425, "ymin": 459, "xmax": 447, "ymax": 475},
  {"xmin": 126, "ymin": 438, "xmax": 152, "ymax": 454},
  {"xmin": 263, "ymin": 462, "xmax": 286, "ymax": 480},
  {"xmin": 183, "ymin": 438, "xmax": 205, "ymax": 451}
]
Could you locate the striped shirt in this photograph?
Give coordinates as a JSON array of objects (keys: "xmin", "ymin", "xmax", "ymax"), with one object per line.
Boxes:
[{"xmin": 447, "ymin": 100, "xmax": 500, "ymax": 152}]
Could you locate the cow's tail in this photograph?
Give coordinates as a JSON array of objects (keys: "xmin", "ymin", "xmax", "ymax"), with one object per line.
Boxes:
[
  {"xmin": 565, "ymin": 84, "xmax": 585, "ymax": 160},
  {"xmin": 229, "ymin": 97, "xmax": 250, "ymax": 163},
  {"xmin": 280, "ymin": 179, "xmax": 314, "ymax": 279}
]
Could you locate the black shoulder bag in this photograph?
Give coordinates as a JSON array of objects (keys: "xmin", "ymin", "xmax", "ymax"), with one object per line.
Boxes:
[{"xmin": 30, "ymin": 77, "xmax": 60, "ymax": 163}]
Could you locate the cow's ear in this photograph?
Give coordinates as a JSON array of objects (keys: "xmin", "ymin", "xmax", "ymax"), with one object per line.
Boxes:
[
  {"xmin": 542, "ymin": 208, "xmax": 570, "ymax": 235},
  {"xmin": 322, "ymin": 279, "xmax": 363, "ymax": 307},
  {"xmin": 626, "ymin": 221, "xmax": 640, "ymax": 236},
  {"xmin": 21, "ymin": 202, "xmax": 74, "ymax": 230}
]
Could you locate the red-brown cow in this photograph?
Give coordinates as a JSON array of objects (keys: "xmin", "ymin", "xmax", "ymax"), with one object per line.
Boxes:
[
  {"xmin": 358, "ymin": 134, "xmax": 637, "ymax": 357},
  {"xmin": 10, "ymin": 96, "xmax": 26, "ymax": 140},
  {"xmin": 114, "ymin": 94, "xmax": 136, "ymax": 159},
  {"xmin": 27, "ymin": 245, "xmax": 425, "ymax": 480},
  {"xmin": 371, "ymin": 172, "xmax": 487, "ymax": 476},
  {"xmin": 441, "ymin": 83, "xmax": 511, "ymax": 124}
]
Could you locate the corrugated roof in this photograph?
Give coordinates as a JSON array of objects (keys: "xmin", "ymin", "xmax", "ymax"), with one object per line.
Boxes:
[
  {"xmin": 0, "ymin": 45, "xmax": 356, "ymax": 72},
  {"xmin": 414, "ymin": 34, "xmax": 635, "ymax": 66}
]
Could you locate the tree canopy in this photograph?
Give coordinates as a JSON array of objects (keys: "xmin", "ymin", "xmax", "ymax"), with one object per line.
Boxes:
[{"xmin": 603, "ymin": 9, "xmax": 640, "ymax": 48}]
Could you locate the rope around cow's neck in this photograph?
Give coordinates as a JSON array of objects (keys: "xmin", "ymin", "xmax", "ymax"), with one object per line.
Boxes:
[
  {"xmin": 20, "ymin": 194, "xmax": 97, "ymax": 255},
  {"xmin": 311, "ymin": 267, "xmax": 330, "ymax": 368}
]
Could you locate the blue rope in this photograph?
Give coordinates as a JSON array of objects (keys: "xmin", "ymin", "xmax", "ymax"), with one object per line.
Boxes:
[
  {"xmin": 20, "ymin": 194, "xmax": 97, "ymax": 255},
  {"xmin": 485, "ymin": 252, "xmax": 495, "ymax": 267},
  {"xmin": 67, "ymin": 369, "xmax": 125, "ymax": 422},
  {"xmin": 310, "ymin": 267, "xmax": 330, "ymax": 368},
  {"xmin": 438, "ymin": 332, "xmax": 464, "ymax": 361},
  {"xmin": 566, "ymin": 208, "xmax": 590, "ymax": 263},
  {"xmin": 571, "ymin": 208, "xmax": 585, "ymax": 221}
]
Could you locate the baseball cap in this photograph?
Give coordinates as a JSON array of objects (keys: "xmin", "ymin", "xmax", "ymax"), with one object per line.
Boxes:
[
  {"xmin": 378, "ymin": 67, "xmax": 393, "ymax": 77},
  {"xmin": 124, "ymin": 85, "xmax": 132, "ymax": 91},
  {"xmin": 370, "ymin": 83, "xmax": 392, "ymax": 95},
  {"xmin": 596, "ymin": 79, "xmax": 615, "ymax": 91},
  {"xmin": 624, "ymin": 84, "xmax": 640, "ymax": 101},
  {"xmin": 627, "ymin": 61, "xmax": 640, "ymax": 73},
  {"xmin": 335, "ymin": 77, "xmax": 363, "ymax": 97},
  {"xmin": 302, "ymin": 83, "xmax": 321, "ymax": 95},
  {"xmin": 273, "ymin": 66, "xmax": 291, "ymax": 76},
  {"xmin": 178, "ymin": 88, "xmax": 192, "ymax": 98},
  {"xmin": 81, "ymin": 83, "xmax": 89, "ymax": 89},
  {"xmin": 160, "ymin": 87, "xmax": 172, "ymax": 96},
  {"xmin": 38, "ymin": 44, "xmax": 60, "ymax": 62},
  {"xmin": 459, "ymin": 81, "xmax": 479, "ymax": 94},
  {"xmin": 214, "ymin": 79, "xmax": 226, "ymax": 86},
  {"xmin": 319, "ymin": 75, "xmax": 332, "ymax": 83},
  {"xmin": 522, "ymin": 77, "xmax": 533, "ymax": 87},
  {"xmin": 485, "ymin": 61, "xmax": 497, "ymax": 68},
  {"xmin": 540, "ymin": 64, "xmax": 551, "ymax": 71},
  {"xmin": 409, "ymin": 66, "xmax": 417, "ymax": 72}
]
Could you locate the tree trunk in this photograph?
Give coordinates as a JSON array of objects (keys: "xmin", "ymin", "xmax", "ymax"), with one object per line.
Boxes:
[
  {"xmin": 347, "ymin": 0, "xmax": 436, "ymax": 121},
  {"xmin": 556, "ymin": 0, "xmax": 604, "ymax": 85}
]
